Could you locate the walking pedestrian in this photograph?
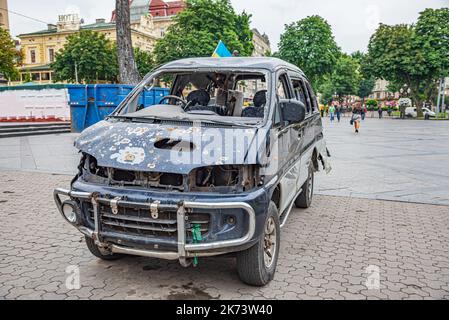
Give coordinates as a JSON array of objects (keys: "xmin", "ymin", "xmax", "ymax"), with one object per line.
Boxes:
[
  {"xmin": 336, "ymin": 104, "xmax": 342, "ymax": 122},
  {"xmin": 329, "ymin": 104, "xmax": 335, "ymax": 122},
  {"xmin": 319, "ymin": 104, "xmax": 325, "ymax": 117},
  {"xmin": 351, "ymin": 107, "xmax": 362, "ymax": 133},
  {"xmin": 361, "ymin": 105, "xmax": 367, "ymax": 120},
  {"xmin": 378, "ymin": 106, "xmax": 383, "ymax": 119}
]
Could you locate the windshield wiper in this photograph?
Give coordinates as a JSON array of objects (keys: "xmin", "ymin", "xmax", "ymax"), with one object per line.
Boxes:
[
  {"xmin": 190, "ymin": 119, "xmax": 255, "ymax": 128},
  {"xmin": 109, "ymin": 115, "xmax": 256, "ymax": 128},
  {"xmin": 108, "ymin": 115, "xmax": 157, "ymax": 123}
]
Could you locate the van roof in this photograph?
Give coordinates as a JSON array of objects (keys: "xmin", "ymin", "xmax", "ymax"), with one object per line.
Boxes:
[{"xmin": 159, "ymin": 57, "xmax": 305, "ymax": 76}]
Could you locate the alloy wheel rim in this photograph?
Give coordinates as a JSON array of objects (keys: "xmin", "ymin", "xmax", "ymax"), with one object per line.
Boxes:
[{"xmin": 263, "ymin": 217, "xmax": 277, "ymax": 268}]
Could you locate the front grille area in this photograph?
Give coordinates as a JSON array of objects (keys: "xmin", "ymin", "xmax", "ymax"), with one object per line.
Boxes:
[{"xmin": 85, "ymin": 203, "xmax": 210, "ymax": 241}]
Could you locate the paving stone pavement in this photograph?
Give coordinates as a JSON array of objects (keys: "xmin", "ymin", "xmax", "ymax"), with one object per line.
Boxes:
[
  {"xmin": 0, "ymin": 170, "xmax": 448, "ymax": 300},
  {"xmin": 316, "ymin": 117, "xmax": 449, "ymax": 205}
]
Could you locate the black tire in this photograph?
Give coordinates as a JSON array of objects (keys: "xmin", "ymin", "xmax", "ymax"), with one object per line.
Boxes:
[
  {"xmin": 295, "ymin": 164, "xmax": 314, "ymax": 208},
  {"xmin": 85, "ymin": 236, "xmax": 124, "ymax": 261},
  {"xmin": 236, "ymin": 201, "xmax": 280, "ymax": 286}
]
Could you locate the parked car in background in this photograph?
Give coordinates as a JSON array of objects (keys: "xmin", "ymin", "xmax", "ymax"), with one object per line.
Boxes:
[{"xmin": 405, "ymin": 107, "xmax": 436, "ymax": 118}]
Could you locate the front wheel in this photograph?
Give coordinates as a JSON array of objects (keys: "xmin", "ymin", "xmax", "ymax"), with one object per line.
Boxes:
[
  {"xmin": 85, "ymin": 236, "xmax": 124, "ymax": 261},
  {"xmin": 236, "ymin": 202, "xmax": 280, "ymax": 286}
]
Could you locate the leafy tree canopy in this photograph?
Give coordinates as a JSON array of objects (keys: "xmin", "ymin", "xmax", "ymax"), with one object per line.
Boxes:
[
  {"xmin": 358, "ymin": 77, "xmax": 375, "ymax": 100},
  {"xmin": 52, "ymin": 31, "xmax": 154, "ymax": 83},
  {"xmin": 52, "ymin": 31, "xmax": 117, "ymax": 83},
  {"xmin": 278, "ymin": 15, "xmax": 341, "ymax": 88},
  {"xmin": 365, "ymin": 24, "xmax": 417, "ymax": 85},
  {"xmin": 331, "ymin": 54, "xmax": 361, "ymax": 97},
  {"xmin": 154, "ymin": 0, "xmax": 254, "ymax": 65},
  {"xmin": 414, "ymin": 8, "xmax": 449, "ymax": 78},
  {"xmin": 0, "ymin": 28, "xmax": 22, "ymax": 80},
  {"xmin": 318, "ymin": 54, "xmax": 361, "ymax": 104},
  {"xmin": 351, "ymin": 51, "xmax": 375, "ymax": 99},
  {"xmin": 134, "ymin": 47, "xmax": 155, "ymax": 76},
  {"xmin": 365, "ymin": 8, "xmax": 449, "ymax": 113}
]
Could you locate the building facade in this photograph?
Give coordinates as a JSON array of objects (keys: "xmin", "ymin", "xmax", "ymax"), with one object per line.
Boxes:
[
  {"xmin": 16, "ymin": 0, "xmax": 271, "ymax": 84},
  {"xmin": 252, "ymin": 28, "xmax": 270, "ymax": 57},
  {"xmin": 368, "ymin": 79, "xmax": 400, "ymax": 106},
  {"xmin": 17, "ymin": 13, "xmax": 160, "ymax": 83},
  {"xmin": 0, "ymin": 0, "xmax": 10, "ymax": 31},
  {"xmin": 111, "ymin": 0, "xmax": 186, "ymax": 38}
]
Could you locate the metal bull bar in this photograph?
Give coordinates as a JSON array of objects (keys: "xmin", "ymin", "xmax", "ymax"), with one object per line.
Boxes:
[{"xmin": 53, "ymin": 188, "xmax": 256, "ymax": 265}]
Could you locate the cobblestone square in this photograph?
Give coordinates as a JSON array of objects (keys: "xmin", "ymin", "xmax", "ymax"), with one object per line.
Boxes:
[{"xmin": 1, "ymin": 170, "xmax": 448, "ymax": 300}]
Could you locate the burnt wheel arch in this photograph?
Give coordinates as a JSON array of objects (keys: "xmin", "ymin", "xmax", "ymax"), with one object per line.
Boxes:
[{"xmin": 270, "ymin": 185, "xmax": 281, "ymax": 211}]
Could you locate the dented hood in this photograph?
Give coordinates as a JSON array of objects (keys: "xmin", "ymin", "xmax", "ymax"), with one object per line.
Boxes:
[{"xmin": 75, "ymin": 120, "xmax": 265, "ymax": 175}]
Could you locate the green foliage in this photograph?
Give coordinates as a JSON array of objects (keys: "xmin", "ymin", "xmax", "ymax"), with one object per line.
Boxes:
[
  {"xmin": 52, "ymin": 31, "xmax": 117, "ymax": 83},
  {"xmin": 332, "ymin": 54, "xmax": 361, "ymax": 97},
  {"xmin": 436, "ymin": 112, "xmax": 448, "ymax": 120},
  {"xmin": 386, "ymin": 80, "xmax": 403, "ymax": 94},
  {"xmin": 154, "ymin": 0, "xmax": 254, "ymax": 65},
  {"xmin": 22, "ymin": 71, "xmax": 32, "ymax": 83},
  {"xmin": 234, "ymin": 11, "xmax": 254, "ymax": 57},
  {"xmin": 350, "ymin": 51, "xmax": 364, "ymax": 64},
  {"xmin": 52, "ymin": 31, "xmax": 156, "ymax": 83},
  {"xmin": 351, "ymin": 51, "xmax": 375, "ymax": 99},
  {"xmin": 358, "ymin": 77, "xmax": 375, "ymax": 99},
  {"xmin": 0, "ymin": 28, "xmax": 21, "ymax": 80},
  {"xmin": 365, "ymin": 8, "xmax": 449, "ymax": 114},
  {"xmin": 414, "ymin": 8, "xmax": 449, "ymax": 78},
  {"xmin": 278, "ymin": 15, "xmax": 340, "ymax": 88},
  {"xmin": 318, "ymin": 54, "xmax": 360, "ymax": 104},
  {"xmin": 318, "ymin": 80, "xmax": 334, "ymax": 105},
  {"xmin": 134, "ymin": 48, "xmax": 155, "ymax": 76},
  {"xmin": 366, "ymin": 99, "xmax": 378, "ymax": 107},
  {"xmin": 365, "ymin": 24, "xmax": 417, "ymax": 82}
]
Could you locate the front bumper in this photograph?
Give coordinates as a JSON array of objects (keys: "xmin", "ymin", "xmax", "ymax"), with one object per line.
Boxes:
[{"xmin": 54, "ymin": 187, "xmax": 259, "ymax": 265}]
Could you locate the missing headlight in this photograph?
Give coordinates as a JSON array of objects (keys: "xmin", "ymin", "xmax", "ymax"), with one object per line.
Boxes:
[{"xmin": 189, "ymin": 165, "xmax": 260, "ymax": 193}]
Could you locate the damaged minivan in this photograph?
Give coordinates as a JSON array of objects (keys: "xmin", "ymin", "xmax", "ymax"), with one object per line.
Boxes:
[{"xmin": 54, "ymin": 57, "xmax": 331, "ymax": 286}]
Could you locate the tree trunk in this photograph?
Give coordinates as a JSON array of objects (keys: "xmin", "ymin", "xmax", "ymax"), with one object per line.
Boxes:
[{"xmin": 116, "ymin": 0, "xmax": 141, "ymax": 84}]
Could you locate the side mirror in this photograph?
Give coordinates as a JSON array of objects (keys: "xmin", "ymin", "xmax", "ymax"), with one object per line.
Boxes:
[{"xmin": 280, "ymin": 99, "xmax": 306, "ymax": 123}]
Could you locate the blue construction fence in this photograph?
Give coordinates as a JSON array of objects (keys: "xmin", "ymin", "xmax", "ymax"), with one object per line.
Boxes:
[{"xmin": 68, "ymin": 84, "xmax": 169, "ymax": 133}]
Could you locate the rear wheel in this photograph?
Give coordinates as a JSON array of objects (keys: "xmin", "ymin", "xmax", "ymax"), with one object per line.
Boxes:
[
  {"xmin": 295, "ymin": 164, "xmax": 314, "ymax": 208},
  {"xmin": 85, "ymin": 236, "xmax": 124, "ymax": 261},
  {"xmin": 236, "ymin": 202, "xmax": 280, "ymax": 286}
]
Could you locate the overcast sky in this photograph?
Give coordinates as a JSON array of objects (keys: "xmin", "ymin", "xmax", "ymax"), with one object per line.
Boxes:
[{"xmin": 7, "ymin": 0, "xmax": 449, "ymax": 53}]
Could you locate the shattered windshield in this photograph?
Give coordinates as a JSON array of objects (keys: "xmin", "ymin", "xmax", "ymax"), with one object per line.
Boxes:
[{"xmin": 113, "ymin": 69, "xmax": 271, "ymax": 126}]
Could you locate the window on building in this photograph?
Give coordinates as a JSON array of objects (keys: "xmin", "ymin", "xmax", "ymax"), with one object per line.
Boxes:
[
  {"xmin": 31, "ymin": 73, "xmax": 40, "ymax": 81},
  {"xmin": 41, "ymin": 73, "xmax": 50, "ymax": 81},
  {"xmin": 30, "ymin": 50, "xmax": 36, "ymax": 63},
  {"xmin": 48, "ymin": 48, "xmax": 55, "ymax": 63}
]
